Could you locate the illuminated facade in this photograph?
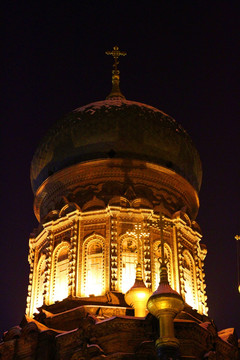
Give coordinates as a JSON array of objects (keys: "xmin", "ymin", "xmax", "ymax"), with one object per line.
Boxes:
[
  {"xmin": 1, "ymin": 48, "xmax": 239, "ymax": 359},
  {"xmin": 26, "ymin": 154, "xmax": 208, "ymax": 317}
]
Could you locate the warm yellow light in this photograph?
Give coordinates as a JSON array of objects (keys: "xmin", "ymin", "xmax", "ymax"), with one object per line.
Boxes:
[
  {"xmin": 125, "ymin": 285, "xmax": 151, "ymax": 318},
  {"xmin": 183, "ymin": 262, "xmax": 196, "ymax": 309},
  {"xmin": 85, "ymin": 253, "xmax": 103, "ymax": 296},
  {"xmin": 122, "ymin": 251, "xmax": 137, "ymax": 293},
  {"xmin": 124, "ymin": 261, "xmax": 151, "ymax": 318},
  {"xmin": 185, "ymin": 282, "xmax": 195, "ymax": 308},
  {"xmin": 135, "ymin": 291, "xmax": 148, "ymax": 300},
  {"xmin": 55, "ymin": 287, "xmax": 68, "ymax": 301},
  {"xmin": 54, "ymin": 257, "xmax": 69, "ymax": 302},
  {"xmin": 85, "ymin": 272, "xmax": 103, "ymax": 296}
]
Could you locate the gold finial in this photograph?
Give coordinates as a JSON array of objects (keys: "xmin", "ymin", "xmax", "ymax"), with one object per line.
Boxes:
[
  {"xmin": 125, "ymin": 262, "xmax": 151, "ymax": 317},
  {"xmin": 158, "ymin": 213, "xmax": 167, "ymax": 267},
  {"xmin": 136, "ymin": 262, "xmax": 143, "ymax": 281},
  {"xmin": 147, "ymin": 214, "xmax": 184, "ymax": 355},
  {"xmin": 105, "ymin": 45, "xmax": 127, "ymax": 99},
  {"xmin": 158, "ymin": 257, "xmax": 169, "ymax": 285}
]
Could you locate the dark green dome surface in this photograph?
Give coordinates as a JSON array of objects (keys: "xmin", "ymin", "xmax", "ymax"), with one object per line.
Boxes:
[{"xmin": 31, "ymin": 99, "xmax": 202, "ymax": 193}]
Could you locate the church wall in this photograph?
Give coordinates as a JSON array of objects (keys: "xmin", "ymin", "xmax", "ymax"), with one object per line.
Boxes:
[{"xmin": 26, "ymin": 204, "xmax": 207, "ymax": 317}]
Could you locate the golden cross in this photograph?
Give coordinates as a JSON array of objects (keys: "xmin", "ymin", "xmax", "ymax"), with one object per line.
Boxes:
[
  {"xmin": 105, "ymin": 46, "xmax": 127, "ymax": 73},
  {"xmin": 149, "ymin": 213, "xmax": 173, "ymax": 266},
  {"xmin": 158, "ymin": 214, "xmax": 167, "ymax": 266},
  {"xmin": 127, "ymin": 223, "xmax": 149, "ymax": 264}
]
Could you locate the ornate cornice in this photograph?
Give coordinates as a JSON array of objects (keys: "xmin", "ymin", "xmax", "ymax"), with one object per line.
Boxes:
[{"xmin": 34, "ymin": 159, "xmax": 199, "ymax": 223}]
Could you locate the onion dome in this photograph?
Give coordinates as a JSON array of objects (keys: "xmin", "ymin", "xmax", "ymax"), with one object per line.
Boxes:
[
  {"xmin": 30, "ymin": 98, "xmax": 202, "ymax": 193},
  {"xmin": 31, "ymin": 46, "xmax": 202, "ymax": 194},
  {"xmin": 124, "ymin": 263, "xmax": 151, "ymax": 317}
]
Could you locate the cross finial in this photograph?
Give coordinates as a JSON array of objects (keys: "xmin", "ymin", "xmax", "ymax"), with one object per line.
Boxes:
[
  {"xmin": 106, "ymin": 45, "xmax": 127, "ymax": 72},
  {"xmin": 149, "ymin": 213, "xmax": 169, "ymax": 266},
  {"xmin": 158, "ymin": 213, "xmax": 167, "ymax": 267},
  {"xmin": 126, "ymin": 223, "xmax": 149, "ymax": 265},
  {"xmin": 105, "ymin": 45, "xmax": 127, "ymax": 99}
]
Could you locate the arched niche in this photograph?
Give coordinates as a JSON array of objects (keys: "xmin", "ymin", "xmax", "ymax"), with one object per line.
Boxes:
[
  {"xmin": 182, "ymin": 249, "xmax": 197, "ymax": 309},
  {"xmin": 51, "ymin": 242, "xmax": 70, "ymax": 303},
  {"xmin": 59, "ymin": 202, "xmax": 80, "ymax": 217},
  {"xmin": 35, "ymin": 255, "xmax": 46, "ymax": 312},
  {"xmin": 108, "ymin": 196, "xmax": 130, "ymax": 207},
  {"xmin": 120, "ymin": 236, "xmax": 138, "ymax": 293},
  {"xmin": 131, "ymin": 198, "xmax": 153, "ymax": 209},
  {"xmin": 82, "ymin": 196, "xmax": 105, "ymax": 212},
  {"xmin": 82, "ymin": 235, "xmax": 105, "ymax": 297}
]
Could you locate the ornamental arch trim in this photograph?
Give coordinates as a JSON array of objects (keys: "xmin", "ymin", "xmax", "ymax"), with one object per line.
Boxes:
[
  {"xmin": 182, "ymin": 249, "xmax": 198, "ymax": 309},
  {"xmin": 82, "ymin": 234, "xmax": 105, "ymax": 297},
  {"xmin": 34, "ymin": 254, "xmax": 46, "ymax": 313},
  {"xmin": 50, "ymin": 241, "xmax": 71, "ymax": 304},
  {"xmin": 119, "ymin": 234, "xmax": 138, "ymax": 293}
]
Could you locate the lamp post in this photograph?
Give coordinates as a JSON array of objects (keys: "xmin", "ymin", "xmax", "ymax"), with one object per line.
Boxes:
[{"xmin": 235, "ymin": 235, "xmax": 240, "ymax": 293}]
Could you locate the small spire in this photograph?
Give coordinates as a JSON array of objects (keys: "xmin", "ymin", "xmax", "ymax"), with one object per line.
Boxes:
[
  {"xmin": 159, "ymin": 260, "xmax": 169, "ymax": 285},
  {"xmin": 105, "ymin": 45, "xmax": 127, "ymax": 99},
  {"xmin": 136, "ymin": 262, "xmax": 143, "ymax": 281}
]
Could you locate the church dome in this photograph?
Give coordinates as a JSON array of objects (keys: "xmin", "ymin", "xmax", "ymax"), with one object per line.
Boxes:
[{"xmin": 30, "ymin": 98, "xmax": 202, "ymax": 193}]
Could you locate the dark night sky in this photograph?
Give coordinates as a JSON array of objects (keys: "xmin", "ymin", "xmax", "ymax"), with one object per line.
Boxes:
[{"xmin": 1, "ymin": 1, "xmax": 240, "ymax": 337}]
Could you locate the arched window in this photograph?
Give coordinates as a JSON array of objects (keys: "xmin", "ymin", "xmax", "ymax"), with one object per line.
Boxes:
[
  {"xmin": 121, "ymin": 238, "xmax": 137, "ymax": 293},
  {"xmin": 182, "ymin": 250, "xmax": 197, "ymax": 309},
  {"xmin": 36, "ymin": 256, "xmax": 46, "ymax": 310},
  {"xmin": 85, "ymin": 240, "xmax": 104, "ymax": 296},
  {"xmin": 153, "ymin": 241, "xmax": 173, "ymax": 291},
  {"xmin": 53, "ymin": 247, "xmax": 69, "ymax": 302}
]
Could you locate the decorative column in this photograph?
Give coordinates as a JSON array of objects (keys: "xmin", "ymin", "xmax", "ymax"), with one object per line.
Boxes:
[
  {"xmin": 43, "ymin": 231, "xmax": 53, "ymax": 305},
  {"xmin": 26, "ymin": 238, "xmax": 35, "ymax": 316},
  {"xmin": 172, "ymin": 224, "xmax": 180, "ymax": 293},
  {"xmin": 143, "ymin": 236, "xmax": 151, "ymax": 289},
  {"xmin": 199, "ymin": 245, "xmax": 208, "ymax": 314},
  {"xmin": 69, "ymin": 220, "xmax": 78, "ymax": 297},
  {"xmin": 110, "ymin": 217, "xmax": 118, "ymax": 291},
  {"xmin": 177, "ymin": 240, "xmax": 185, "ymax": 301},
  {"xmin": 193, "ymin": 243, "xmax": 200, "ymax": 311}
]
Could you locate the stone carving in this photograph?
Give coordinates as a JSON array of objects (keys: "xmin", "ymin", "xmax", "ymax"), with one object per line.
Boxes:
[{"xmin": 39, "ymin": 179, "xmax": 187, "ymax": 223}]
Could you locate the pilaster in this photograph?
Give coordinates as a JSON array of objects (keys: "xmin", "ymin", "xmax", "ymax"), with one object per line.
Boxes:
[
  {"xmin": 110, "ymin": 216, "xmax": 118, "ymax": 291},
  {"xmin": 26, "ymin": 238, "xmax": 35, "ymax": 316},
  {"xmin": 43, "ymin": 231, "xmax": 53, "ymax": 305},
  {"xmin": 69, "ymin": 220, "xmax": 78, "ymax": 297}
]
